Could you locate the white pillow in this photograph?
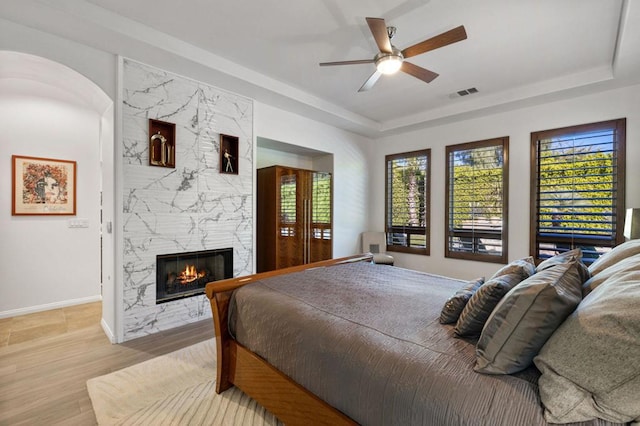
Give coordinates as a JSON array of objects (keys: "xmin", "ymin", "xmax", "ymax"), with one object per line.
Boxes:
[
  {"xmin": 588, "ymin": 239, "xmax": 640, "ymax": 276},
  {"xmin": 534, "ymin": 270, "xmax": 640, "ymax": 424},
  {"xmin": 582, "ymin": 252, "xmax": 640, "ymax": 296}
]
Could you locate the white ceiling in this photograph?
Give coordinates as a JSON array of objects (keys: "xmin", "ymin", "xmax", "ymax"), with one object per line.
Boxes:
[{"xmin": 2, "ymin": 0, "xmax": 639, "ymax": 137}]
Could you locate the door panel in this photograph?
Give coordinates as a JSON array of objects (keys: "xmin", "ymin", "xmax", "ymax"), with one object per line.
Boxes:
[{"xmin": 277, "ymin": 168, "xmax": 304, "ymax": 268}]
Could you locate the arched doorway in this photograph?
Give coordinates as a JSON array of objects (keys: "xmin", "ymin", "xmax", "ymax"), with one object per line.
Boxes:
[{"xmin": 0, "ymin": 51, "xmax": 115, "ymax": 340}]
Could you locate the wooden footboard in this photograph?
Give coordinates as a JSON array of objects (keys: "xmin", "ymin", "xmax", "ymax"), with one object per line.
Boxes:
[{"xmin": 205, "ymin": 254, "xmax": 370, "ymax": 425}]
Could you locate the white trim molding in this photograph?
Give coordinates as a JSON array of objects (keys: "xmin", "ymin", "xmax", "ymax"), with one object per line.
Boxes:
[{"xmin": 0, "ymin": 295, "xmax": 102, "ymax": 319}]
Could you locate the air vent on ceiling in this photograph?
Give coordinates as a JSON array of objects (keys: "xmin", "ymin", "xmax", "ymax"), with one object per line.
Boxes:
[{"xmin": 450, "ymin": 87, "xmax": 479, "ymax": 98}]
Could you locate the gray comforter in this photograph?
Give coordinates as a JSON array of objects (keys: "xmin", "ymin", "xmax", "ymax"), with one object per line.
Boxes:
[{"xmin": 229, "ymin": 262, "xmax": 620, "ymax": 426}]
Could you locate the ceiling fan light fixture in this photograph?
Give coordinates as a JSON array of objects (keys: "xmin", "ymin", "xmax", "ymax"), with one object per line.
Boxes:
[
  {"xmin": 319, "ymin": 18, "xmax": 467, "ymax": 92},
  {"xmin": 375, "ymin": 52, "xmax": 403, "ymax": 74}
]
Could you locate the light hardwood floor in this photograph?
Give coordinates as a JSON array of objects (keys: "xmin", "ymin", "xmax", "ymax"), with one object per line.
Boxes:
[{"xmin": 0, "ymin": 303, "xmax": 214, "ymax": 425}]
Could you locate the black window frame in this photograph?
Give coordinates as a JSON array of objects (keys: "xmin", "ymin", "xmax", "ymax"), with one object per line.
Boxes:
[
  {"xmin": 385, "ymin": 149, "xmax": 431, "ymax": 255},
  {"xmin": 445, "ymin": 137, "xmax": 509, "ymax": 264},
  {"xmin": 530, "ymin": 118, "xmax": 626, "ymax": 264}
]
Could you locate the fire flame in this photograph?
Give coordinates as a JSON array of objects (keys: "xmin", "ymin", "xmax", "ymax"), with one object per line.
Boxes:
[{"xmin": 178, "ymin": 264, "xmax": 205, "ymax": 284}]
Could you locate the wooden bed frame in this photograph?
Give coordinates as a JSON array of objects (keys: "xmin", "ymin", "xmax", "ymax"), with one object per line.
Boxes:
[{"xmin": 205, "ymin": 254, "xmax": 372, "ymax": 425}]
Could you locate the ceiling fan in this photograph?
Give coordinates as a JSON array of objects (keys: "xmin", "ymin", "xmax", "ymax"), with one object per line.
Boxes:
[{"xmin": 319, "ymin": 17, "xmax": 467, "ymax": 92}]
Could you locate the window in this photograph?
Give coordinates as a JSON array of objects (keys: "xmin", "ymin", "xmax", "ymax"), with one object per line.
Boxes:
[
  {"xmin": 446, "ymin": 137, "xmax": 509, "ymax": 263},
  {"xmin": 530, "ymin": 119, "xmax": 626, "ymax": 264},
  {"xmin": 385, "ymin": 149, "xmax": 430, "ymax": 255}
]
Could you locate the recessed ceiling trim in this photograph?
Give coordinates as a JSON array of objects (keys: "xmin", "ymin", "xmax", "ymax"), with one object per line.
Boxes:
[
  {"xmin": 381, "ymin": 65, "xmax": 614, "ymax": 133},
  {"xmin": 34, "ymin": 0, "xmax": 382, "ymax": 133},
  {"xmin": 4, "ymin": 0, "xmax": 636, "ymax": 139}
]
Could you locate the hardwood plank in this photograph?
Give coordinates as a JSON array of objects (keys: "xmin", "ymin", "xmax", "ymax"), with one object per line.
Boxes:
[{"xmin": 0, "ymin": 315, "xmax": 214, "ymax": 425}]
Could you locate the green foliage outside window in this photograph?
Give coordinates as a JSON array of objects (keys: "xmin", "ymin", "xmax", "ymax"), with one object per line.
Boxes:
[
  {"xmin": 450, "ymin": 165, "xmax": 503, "ymax": 229},
  {"xmin": 386, "ymin": 150, "xmax": 430, "ymax": 254},
  {"xmin": 389, "ymin": 157, "xmax": 427, "ymax": 227},
  {"xmin": 538, "ymin": 148, "xmax": 614, "ymax": 236}
]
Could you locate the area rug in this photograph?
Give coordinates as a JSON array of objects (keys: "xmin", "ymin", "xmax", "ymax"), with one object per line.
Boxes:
[{"xmin": 87, "ymin": 339, "xmax": 281, "ymax": 425}]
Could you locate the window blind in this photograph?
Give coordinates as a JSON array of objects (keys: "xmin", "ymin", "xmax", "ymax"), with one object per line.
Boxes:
[
  {"xmin": 531, "ymin": 119, "xmax": 626, "ymax": 263},
  {"xmin": 311, "ymin": 172, "xmax": 332, "ymax": 240},
  {"xmin": 446, "ymin": 138, "xmax": 508, "ymax": 263},
  {"xmin": 279, "ymin": 174, "xmax": 297, "ymax": 237},
  {"xmin": 385, "ymin": 149, "xmax": 430, "ymax": 254}
]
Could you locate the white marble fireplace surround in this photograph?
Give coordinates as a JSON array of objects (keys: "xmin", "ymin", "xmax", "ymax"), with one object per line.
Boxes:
[{"xmin": 121, "ymin": 59, "xmax": 253, "ymax": 341}]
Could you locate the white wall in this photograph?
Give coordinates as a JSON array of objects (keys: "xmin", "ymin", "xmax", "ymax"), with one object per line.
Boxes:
[
  {"xmin": 369, "ymin": 84, "xmax": 640, "ymax": 281},
  {"xmin": 0, "ymin": 78, "xmax": 103, "ymax": 315},
  {"xmin": 256, "ymin": 147, "xmax": 315, "ymax": 170},
  {"xmin": 4, "ymin": 10, "xmax": 637, "ymax": 336},
  {"xmin": 0, "ymin": 18, "xmax": 116, "ymax": 103},
  {"xmin": 0, "ymin": 17, "xmax": 374, "ymax": 338},
  {"xmin": 255, "ymin": 102, "xmax": 372, "ymax": 257}
]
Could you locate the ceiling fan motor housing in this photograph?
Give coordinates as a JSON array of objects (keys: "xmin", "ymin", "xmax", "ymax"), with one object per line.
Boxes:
[{"xmin": 375, "ymin": 47, "xmax": 403, "ymax": 74}]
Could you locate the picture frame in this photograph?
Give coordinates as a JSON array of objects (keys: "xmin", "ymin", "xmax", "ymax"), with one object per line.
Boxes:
[
  {"xmin": 12, "ymin": 155, "xmax": 77, "ymax": 216},
  {"xmin": 220, "ymin": 134, "xmax": 239, "ymax": 175}
]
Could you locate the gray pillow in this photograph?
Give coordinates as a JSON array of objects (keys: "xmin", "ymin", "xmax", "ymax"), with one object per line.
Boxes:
[
  {"xmin": 489, "ymin": 256, "xmax": 535, "ymax": 281},
  {"xmin": 534, "ymin": 270, "xmax": 640, "ymax": 424},
  {"xmin": 475, "ymin": 261, "xmax": 583, "ymax": 374},
  {"xmin": 536, "ymin": 248, "xmax": 590, "ymax": 283},
  {"xmin": 439, "ymin": 277, "xmax": 484, "ymax": 324},
  {"xmin": 454, "ymin": 273, "xmax": 525, "ymax": 337}
]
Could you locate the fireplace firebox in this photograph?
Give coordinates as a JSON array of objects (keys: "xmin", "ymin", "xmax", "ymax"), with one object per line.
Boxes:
[{"xmin": 156, "ymin": 248, "xmax": 233, "ymax": 304}]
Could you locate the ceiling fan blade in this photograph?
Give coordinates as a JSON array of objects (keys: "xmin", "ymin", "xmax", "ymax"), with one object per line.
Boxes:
[
  {"xmin": 401, "ymin": 62, "xmax": 439, "ymax": 83},
  {"xmin": 401, "ymin": 25, "xmax": 467, "ymax": 59},
  {"xmin": 366, "ymin": 17, "xmax": 392, "ymax": 53},
  {"xmin": 319, "ymin": 59, "xmax": 374, "ymax": 66},
  {"xmin": 358, "ymin": 70, "xmax": 382, "ymax": 92}
]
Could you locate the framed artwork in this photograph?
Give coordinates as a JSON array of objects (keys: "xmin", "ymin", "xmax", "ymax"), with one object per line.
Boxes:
[
  {"xmin": 12, "ymin": 155, "xmax": 77, "ymax": 216},
  {"xmin": 220, "ymin": 134, "xmax": 239, "ymax": 175}
]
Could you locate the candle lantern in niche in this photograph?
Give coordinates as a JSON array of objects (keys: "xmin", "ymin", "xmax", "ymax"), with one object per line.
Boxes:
[{"xmin": 148, "ymin": 119, "xmax": 176, "ymax": 168}]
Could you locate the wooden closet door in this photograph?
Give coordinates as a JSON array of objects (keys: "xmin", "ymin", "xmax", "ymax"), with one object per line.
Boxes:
[
  {"xmin": 257, "ymin": 166, "xmax": 333, "ymax": 272},
  {"xmin": 276, "ymin": 167, "xmax": 306, "ymax": 268},
  {"xmin": 308, "ymin": 171, "xmax": 332, "ymax": 263}
]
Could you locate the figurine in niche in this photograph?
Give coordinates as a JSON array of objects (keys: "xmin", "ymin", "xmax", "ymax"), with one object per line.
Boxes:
[
  {"xmin": 223, "ymin": 149, "xmax": 234, "ymax": 173},
  {"xmin": 150, "ymin": 131, "xmax": 173, "ymax": 166}
]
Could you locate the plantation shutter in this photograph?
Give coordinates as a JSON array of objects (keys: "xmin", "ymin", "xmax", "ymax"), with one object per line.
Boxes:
[
  {"xmin": 279, "ymin": 174, "xmax": 297, "ymax": 237},
  {"xmin": 446, "ymin": 138, "xmax": 508, "ymax": 263},
  {"xmin": 385, "ymin": 149, "xmax": 430, "ymax": 255},
  {"xmin": 311, "ymin": 172, "xmax": 332, "ymax": 240},
  {"xmin": 531, "ymin": 119, "xmax": 626, "ymax": 263}
]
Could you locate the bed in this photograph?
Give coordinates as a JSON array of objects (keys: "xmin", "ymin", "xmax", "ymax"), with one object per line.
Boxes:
[{"xmin": 205, "ymin": 247, "xmax": 640, "ymax": 425}]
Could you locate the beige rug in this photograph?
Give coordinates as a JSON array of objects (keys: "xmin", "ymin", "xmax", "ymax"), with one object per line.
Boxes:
[{"xmin": 87, "ymin": 339, "xmax": 281, "ymax": 425}]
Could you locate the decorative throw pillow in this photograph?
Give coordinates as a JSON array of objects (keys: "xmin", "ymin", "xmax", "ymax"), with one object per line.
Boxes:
[
  {"xmin": 588, "ymin": 238, "xmax": 640, "ymax": 276},
  {"xmin": 536, "ymin": 248, "xmax": 581, "ymax": 269},
  {"xmin": 534, "ymin": 270, "xmax": 640, "ymax": 424},
  {"xmin": 582, "ymin": 252, "xmax": 640, "ymax": 296},
  {"xmin": 489, "ymin": 257, "xmax": 535, "ymax": 281},
  {"xmin": 439, "ymin": 277, "xmax": 484, "ymax": 324},
  {"xmin": 536, "ymin": 248, "xmax": 590, "ymax": 283},
  {"xmin": 475, "ymin": 261, "xmax": 583, "ymax": 374},
  {"xmin": 454, "ymin": 272, "xmax": 527, "ymax": 337}
]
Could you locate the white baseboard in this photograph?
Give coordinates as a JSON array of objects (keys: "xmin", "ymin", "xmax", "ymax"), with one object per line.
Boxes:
[
  {"xmin": 0, "ymin": 295, "xmax": 102, "ymax": 319},
  {"xmin": 100, "ymin": 318, "xmax": 116, "ymax": 343}
]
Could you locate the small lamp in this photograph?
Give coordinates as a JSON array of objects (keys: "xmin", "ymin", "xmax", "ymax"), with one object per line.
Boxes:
[{"xmin": 624, "ymin": 208, "xmax": 640, "ymax": 240}]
